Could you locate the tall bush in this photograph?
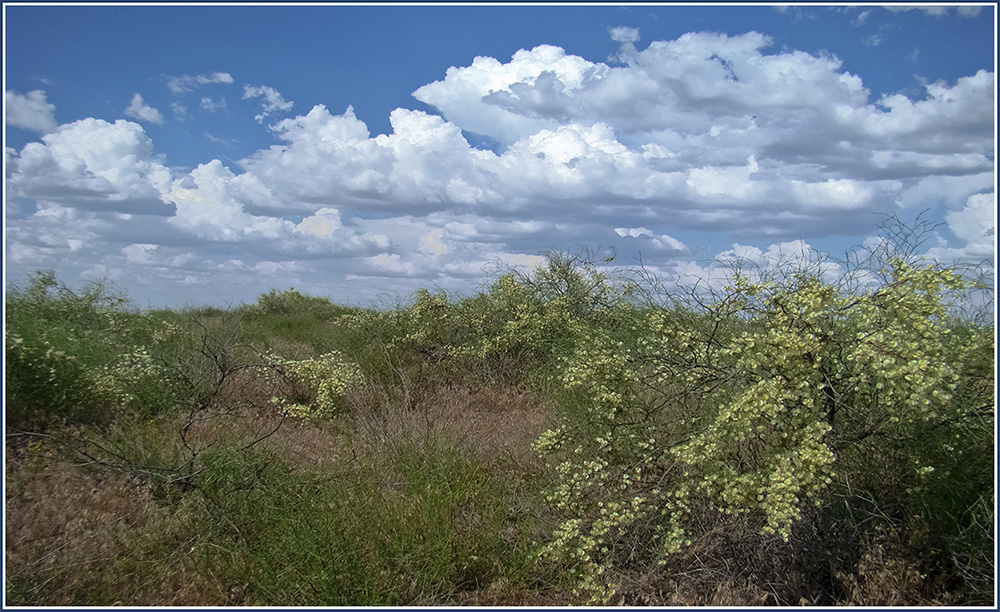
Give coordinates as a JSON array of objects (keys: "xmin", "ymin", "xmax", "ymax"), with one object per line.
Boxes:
[
  {"xmin": 5, "ymin": 271, "xmax": 186, "ymax": 426},
  {"xmin": 534, "ymin": 241, "xmax": 993, "ymax": 601}
]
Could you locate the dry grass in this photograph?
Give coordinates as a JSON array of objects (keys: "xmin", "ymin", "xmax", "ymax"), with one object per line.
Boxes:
[
  {"xmin": 835, "ymin": 527, "xmax": 965, "ymax": 606},
  {"xmin": 347, "ymin": 382, "xmax": 552, "ymax": 471},
  {"xmin": 9, "ymin": 368, "xmax": 982, "ymax": 606},
  {"xmin": 609, "ymin": 508, "xmax": 833, "ymax": 606},
  {"xmin": 5, "ymin": 376, "xmax": 562, "ymax": 607},
  {"xmin": 5, "ymin": 439, "xmax": 224, "ymax": 606}
]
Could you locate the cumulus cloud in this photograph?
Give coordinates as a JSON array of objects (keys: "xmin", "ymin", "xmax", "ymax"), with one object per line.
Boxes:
[
  {"xmin": 167, "ymin": 71, "xmax": 234, "ymax": 93},
  {"xmin": 5, "ymin": 28, "xmax": 994, "ymax": 308},
  {"xmin": 608, "ymin": 26, "xmax": 641, "ymax": 63},
  {"xmin": 161, "ymin": 158, "xmax": 392, "ymax": 259},
  {"xmin": 240, "ymin": 104, "xmax": 502, "ymax": 211},
  {"xmin": 925, "ymin": 192, "xmax": 996, "ymax": 264},
  {"xmin": 609, "ymin": 26, "xmax": 640, "ymax": 43},
  {"xmin": 122, "ymin": 242, "xmax": 158, "ymax": 264},
  {"xmin": 414, "ymin": 32, "xmax": 991, "ymax": 181},
  {"xmin": 649, "ymin": 238, "xmax": 847, "ymax": 295},
  {"xmin": 616, "ymin": 227, "xmax": 686, "ymax": 252},
  {"xmin": 164, "ymin": 159, "xmax": 285, "ymax": 240},
  {"xmin": 124, "ymin": 93, "xmax": 164, "ymax": 124},
  {"xmin": 243, "ymin": 84, "xmax": 293, "ymax": 123},
  {"xmin": 406, "ymin": 32, "xmax": 992, "ymax": 236},
  {"xmin": 6, "ymin": 117, "xmax": 174, "ymax": 215},
  {"xmin": 5, "ymin": 89, "xmax": 58, "ymax": 133},
  {"xmin": 233, "ymin": 33, "xmax": 991, "ymax": 243}
]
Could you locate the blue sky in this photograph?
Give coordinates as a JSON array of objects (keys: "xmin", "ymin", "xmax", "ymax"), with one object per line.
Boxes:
[{"xmin": 4, "ymin": 3, "xmax": 996, "ymax": 308}]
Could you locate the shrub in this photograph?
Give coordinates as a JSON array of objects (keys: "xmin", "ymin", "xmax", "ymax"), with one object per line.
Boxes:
[
  {"xmin": 249, "ymin": 287, "xmax": 350, "ymax": 319},
  {"xmin": 264, "ymin": 351, "xmax": 364, "ymax": 417},
  {"xmin": 451, "ymin": 251, "xmax": 641, "ymax": 386},
  {"xmin": 5, "ymin": 271, "xmax": 187, "ymax": 426},
  {"xmin": 533, "ymin": 240, "xmax": 994, "ymax": 602}
]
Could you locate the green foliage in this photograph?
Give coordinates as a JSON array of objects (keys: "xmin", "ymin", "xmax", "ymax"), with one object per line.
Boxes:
[
  {"xmin": 235, "ymin": 289, "xmax": 360, "ymax": 360},
  {"xmin": 533, "ymin": 246, "xmax": 994, "ymax": 601},
  {"xmin": 451, "ymin": 252, "xmax": 641, "ymax": 386},
  {"xmin": 195, "ymin": 436, "xmax": 535, "ymax": 605},
  {"xmin": 5, "ymin": 231, "xmax": 992, "ymax": 605},
  {"xmin": 5, "ymin": 271, "xmax": 188, "ymax": 425},
  {"xmin": 249, "ymin": 287, "xmax": 352, "ymax": 319}
]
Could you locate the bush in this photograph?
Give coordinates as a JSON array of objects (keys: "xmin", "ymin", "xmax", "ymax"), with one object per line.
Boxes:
[
  {"xmin": 532, "ymin": 239, "xmax": 994, "ymax": 602},
  {"xmin": 450, "ymin": 251, "xmax": 642, "ymax": 387},
  {"xmin": 5, "ymin": 271, "xmax": 187, "ymax": 426},
  {"xmin": 248, "ymin": 287, "xmax": 352, "ymax": 319}
]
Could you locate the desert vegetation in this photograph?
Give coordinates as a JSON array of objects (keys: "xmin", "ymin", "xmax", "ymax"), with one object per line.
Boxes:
[{"xmin": 5, "ymin": 220, "xmax": 995, "ymax": 606}]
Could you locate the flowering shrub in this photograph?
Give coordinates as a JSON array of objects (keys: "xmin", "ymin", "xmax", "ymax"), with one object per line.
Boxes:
[
  {"xmin": 91, "ymin": 347, "xmax": 182, "ymax": 416},
  {"xmin": 535, "ymin": 252, "xmax": 990, "ymax": 602},
  {"xmin": 5, "ymin": 272, "xmax": 186, "ymax": 424},
  {"xmin": 266, "ymin": 351, "xmax": 364, "ymax": 417}
]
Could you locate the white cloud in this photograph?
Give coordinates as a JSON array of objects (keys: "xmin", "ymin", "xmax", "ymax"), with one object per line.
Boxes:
[
  {"xmin": 161, "ymin": 159, "xmax": 391, "ymax": 258},
  {"xmin": 616, "ymin": 227, "xmax": 653, "ymax": 238},
  {"xmin": 414, "ymin": 44, "xmax": 603, "ymax": 145},
  {"xmin": 610, "ymin": 26, "xmax": 640, "ymax": 43},
  {"xmin": 6, "ymin": 117, "xmax": 174, "ymax": 215},
  {"xmin": 883, "ymin": 6, "xmax": 981, "ymax": 18},
  {"xmin": 254, "ymin": 260, "xmax": 303, "ymax": 275},
  {"xmin": 5, "ymin": 89, "xmax": 58, "ymax": 133},
  {"xmin": 687, "ymin": 155, "xmax": 761, "ymax": 199},
  {"xmin": 5, "ymin": 204, "xmax": 111, "ymax": 271},
  {"xmin": 367, "ymin": 253, "xmax": 416, "ymax": 276},
  {"xmin": 124, "ymin": 93, "xmax": 164, "ymax": 125},
  {"xmin": 414, "ymin": 32, "xmax": 875, "ymax": 145},
  {"xmin": 897, "ymin": 172, "xmax": 994, "ymax": 210},
  {"xmin": 616, "ymin": 227, "xmax": 686, "ymax": 251},
  {"xmin": 200, "ymin": 97, "xmax": 227, "ymax": 112},
  {"xmin": 296, "ymin": 207, "xmax": 343, "ymax": 236},
  {"xmin": 167, "ymin": 71, "xmax": 234, "ymax": 93},
  {"xmin": 164, "ymin": 159, "xmax": 291, "ymax": 240},
  {"xmin": 838, "ymin": 70, "xmax": 994, "ymax": 153},
  {"xmin": 926, "ymin": 192, "xmax": 996, "ymax": 264},
  {"xmin": 657, "ymin": 239, "xmax": 845, "ymax": 294},
  {"xmin": 236, "ymin": 41, "xmax": 990, "ymax": 240},
  {"xmin": 171, "ymin": 102, "xmax": 188, "ymax": 120},
  {"xmin": 122, "ymin": 243, "xmax": 158, "ymax": 264},
  {"xmin": 241, "ymin": 104, "xmax": 501, "ymax": 210},
  {"xmin": 243, "ymin": 84, "xmax": 294, "ymax": 123},
  {"xmin": 418, "ymin": 229, "xmax": 449, "ymax": 256},
  {"xmin": 5, "ymin": 28, "xmax": 993, "ymax": 308}
]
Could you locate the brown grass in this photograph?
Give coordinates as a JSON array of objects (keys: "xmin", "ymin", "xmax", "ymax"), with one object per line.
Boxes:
[
  {"xmin": 10, "ymin": 368, "xmax": 977, "ymax": 606},
  {"xmin": 347, "ymin": 381, "xmax": 552, "ymax": 470},
  {"xmin": 5, "ymin": 439, "xmax": 224, "ymax": 606},
  {"xmin": 4, "ymin": 375, "xmax": 560, "ymax": 606}
]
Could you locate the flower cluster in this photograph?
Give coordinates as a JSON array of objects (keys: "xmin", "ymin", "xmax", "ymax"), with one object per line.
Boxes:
[
  {"xmin": 267, "ymin": 351, "xmax": 363, "ymax": 417},
  {"xmin": 91, "ymin": 347, "xmax": 165, "ymax": 409}
]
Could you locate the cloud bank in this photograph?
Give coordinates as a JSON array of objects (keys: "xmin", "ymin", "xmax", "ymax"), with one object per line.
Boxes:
[{"xmin": 5, "ymin": 30, "xmax": 995, "ymax": 307}]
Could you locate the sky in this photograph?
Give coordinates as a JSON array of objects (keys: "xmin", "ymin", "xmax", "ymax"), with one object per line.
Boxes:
[{"xmin": 4, "ymin": 2, "xmax": 996, "ymax": 309}]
